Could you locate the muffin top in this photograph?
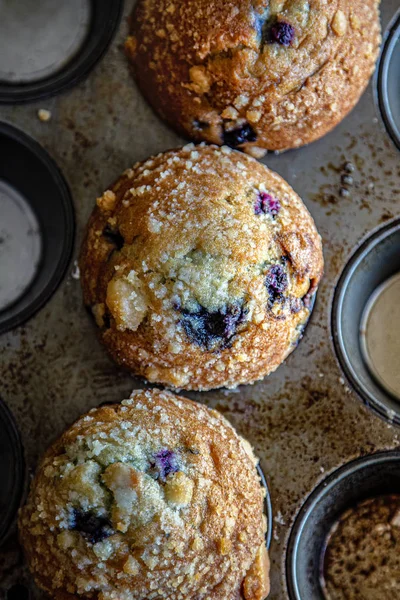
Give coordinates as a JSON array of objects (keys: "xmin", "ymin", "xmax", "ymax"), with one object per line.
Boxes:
[
  {"xmin": 80, "ymin": 144, "xmax": 323, "ymax": 390},
  {"xmin": 19, "ymin": 389, "xmax": 269, "ymax": 600},
  {"xmin": 126, "ymin": 0, "xmax": 380, "ymax": 153}
]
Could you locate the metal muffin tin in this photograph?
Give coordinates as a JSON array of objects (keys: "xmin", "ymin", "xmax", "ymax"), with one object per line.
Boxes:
[
  {"xmin": 332, "ymin": 218, "xmax": 400, "ymax": 426},
  {"xmin": 286, "ymin": 451, "xmax": 400, "ymax": 599},
  {"xmin": 0, "ymin": 122, "xmax": 75, "ymax": 334},
  {"xmin": 377, "ymin": 7, "xmax": 400, "ymax": 151},
  {"xmin": 0, "ymin": 0, "xmax": 123, "ymax": 104},
  {"xmin": 0, "ymin": 0, "xmax": 400, "ymax": 597},
  {"xmin": 0, "ymin": 398, "xmax": 25, "ymax": 548}
]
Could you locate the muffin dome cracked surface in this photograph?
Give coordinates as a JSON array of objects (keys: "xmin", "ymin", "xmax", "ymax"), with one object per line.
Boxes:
[
  {"xmin": 125, "ymin": 0, "xmax": 381, "ymax": 154},
  {"xmin": 19, "ymin": 389, "xmax": 269, "ymax": 600},
  {"xmin": 80, "ymin": 144, "xmax": 323, "ymax": 390}
]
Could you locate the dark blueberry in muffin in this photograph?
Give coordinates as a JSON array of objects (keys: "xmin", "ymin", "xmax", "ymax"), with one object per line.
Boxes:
[
  {"xmin": 70, "ymin": 510, "xmax": 114, "ymax": 544},
  {"xmin": 102, "ymin": 312, "xmax": 111, "ymax": 329},
  {"xmin": 193, "ymin": 119, "xmax": 209, "ymax": 131},
  {"xmin": 223, "ymin": 124, "xmax": 257, "ymax": 148},
  {"xmin": 269, "ymin": 21, "xmax": 295, "ymax": 46},
  {"xmin": 102, "ymin": 224, "xmax": 124, "ymax": 250},
  {"xmin": 254, "ymin": 192, "xmax": 280, "ymax": 217},
  {"xmin": 265, "ymin": 265, "xmax": 288, "ymax": 307},
  {"xmin": 179, "ymin": 303, "xmax": 246, "ymax": 350},
  {"xmin": 152, "ymin": 449, "xmax": 179, "ymax": 481},
  {"xmin": 289, "ymin": 296, "xmax": 303, "ymax": 314}
]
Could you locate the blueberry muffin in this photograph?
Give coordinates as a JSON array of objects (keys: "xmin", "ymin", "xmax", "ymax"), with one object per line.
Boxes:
[
  {"xmin": 79, "ymin": 144, "xmax": 323, "ymax": 390},
  {"xmin": 19, "ymin": 389, "xmax": 269, "ymax": 600},
  {"xmin": 125, "ymin": 0, "xmax": 380, "ymax": 155}
]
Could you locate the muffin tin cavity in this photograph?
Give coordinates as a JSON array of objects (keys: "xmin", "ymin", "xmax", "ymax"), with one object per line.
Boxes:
[
  {"xmin": 322, "ymin": 494, "xmax": 400, "ymax": 598},
  {"xmin": 286, "ymin": 451, "xmax": 400, "ymax": 600},
  {"xmin": 0, "ymin": 122, "xmax": 74, "ymax": 334},
  {"xmin": 0, "ymin": 397, "xmax": 25, "ymax": 547},
  {"xmin": 257, "ymin": 463, "xmax": 273, "ymax": 551},
  {"xmin": 0, "ymin": 0, "xmax": 123, "ymax": 103},
  {"xmin": 360, "ymin": 273, "xmax": 400, "ymax": 402},
  {"xmin": 332, "ymin": 219, "xmax": 400, "ymax": 425},
  {"xmin": 0, "ymin": 181, "xmax": 42, "ymax": 313},
  {"xmin": 0, "ymin": 1, "xmax": 91, "ymax": 84},
  {"xmin": 6, "ymin": 584, "xmax": 30, "ymax": 600},
  {"xmin": 377, "ymin": 7, "xmax": 400, "ymax": 150}
]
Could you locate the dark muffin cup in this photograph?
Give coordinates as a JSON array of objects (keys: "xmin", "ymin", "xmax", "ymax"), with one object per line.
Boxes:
[
  {"xmin": 0, "ymin": 122, "xmax": 75, "ymax": 333},
  {"xmin": 286, "ymin": 451, "xmax": 400, "ymax": 599},
  {"xmin": 376, "ymin": 7, "xmax": 400, "ymax": 151},
  {"xmin": 0, "ymin": 1, "xmax": 123, "ymax": 103},
  {"xmin": 257, "ymin": 463, "xmax": 273, "ymax": 551},
  {"xmin": 331, "ymin": 218, "xmax": 400, "ymax": 425},
  {"xmin": 0, "ymin": 397, "xmax": 25, "ymax": 547}
]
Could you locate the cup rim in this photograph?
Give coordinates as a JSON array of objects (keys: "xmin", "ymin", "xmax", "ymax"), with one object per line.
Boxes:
[
  {"xmin": 376, "ymin": 7, "xmax": 400, "ymax": 151},
  {"xmin": 0, "ymin": 397, "xmax": 25, "ymax": 546},
  {"xmin": 257, "ymin": 463, "xmax": 273, "ymax": 551},
  {"xmin": 0, "ymin": 1, "xmax": 124, "ymax": 104},
  {"xmin": 331, "ymin": 217, "xmax": 400, "ymax": 426},
  {"xmin": 0, "ymin": 121, "xmax": 75, "ymax": 333},
  {"xmin": 286, "ymin": 450, "xmax": 400, "ymax": 600}
]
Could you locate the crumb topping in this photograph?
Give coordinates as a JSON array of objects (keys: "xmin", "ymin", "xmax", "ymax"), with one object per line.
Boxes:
[
  {"xmin": 19, "ymin": 389, "xmax": 268, "ymax": 600},
  {"xmin": 80, "ymin": 144, "xmax": 323, "ymax": 390},
  {"xmin": 126, "ymin": 0, "xmax": 381, "ymax": 153}
]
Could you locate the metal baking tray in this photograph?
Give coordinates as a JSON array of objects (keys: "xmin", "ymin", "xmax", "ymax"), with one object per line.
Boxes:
[{"xmin": 0, "ymin": 1, "xmax": 399, "ymax": 597}]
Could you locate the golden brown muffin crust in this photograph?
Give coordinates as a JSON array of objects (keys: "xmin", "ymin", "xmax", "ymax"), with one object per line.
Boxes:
[
  {"xmin": 19, "ymin": 389, "xmax": 269, "ymax": 599},
  {"xmin": 79, "ymin": 144, "xmax": 323, "ymax": 391},
  {"xmin": 125, "ymin": 0, "xmax": 381, "ymax": 154}
]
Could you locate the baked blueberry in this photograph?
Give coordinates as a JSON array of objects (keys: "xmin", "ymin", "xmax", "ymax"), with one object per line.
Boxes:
[
  {"xmin": 179, "ymin": 303, "xmax": 246, "ymax": 351},
  {"xmin": 223, "ymin": 124, "xmax": 257, "ymax": 148},
  {"xmin": 269, "ymin": 21, "xmax": 295, "ymax": 46},
  {"xmin": 265, "ymin": 264, "xmax": 288, "ymax": 307},
  {"xmin": 70, "ymin": 510, "xmax": 114, "ymax": 544},
  {"xmin": 254, "ymin": 192, "xmax": 280, "ymax": 217},
  {"xmin": 102, "ymin": 224, "xmax": 124, "ymax": 250},
  {"xmin": 151, "ymin": 449, "xmax": 179, "ymax": 481}
]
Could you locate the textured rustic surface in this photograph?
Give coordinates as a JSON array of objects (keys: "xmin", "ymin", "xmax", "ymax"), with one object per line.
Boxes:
[{"xmin": 0, "ymin": 1, "xmax": 399, "ymax": 598}]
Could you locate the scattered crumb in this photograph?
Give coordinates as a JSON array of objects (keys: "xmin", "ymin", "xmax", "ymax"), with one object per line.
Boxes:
[
  {"xmin": 38, "ymin": 109, "xmax": 52, "ymax": 122},
  {"xmin": 71, "ymin": 261, "xmax": 80, "ymax": 280}
]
